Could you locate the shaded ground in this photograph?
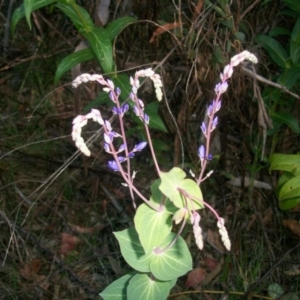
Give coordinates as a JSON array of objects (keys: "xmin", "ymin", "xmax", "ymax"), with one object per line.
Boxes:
[{"xmin": 1, "ymin": 1, "xmax": 300, "ymax": 299}]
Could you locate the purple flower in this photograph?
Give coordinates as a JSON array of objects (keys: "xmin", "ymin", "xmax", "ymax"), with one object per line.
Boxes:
[
  {"xmin": 104, "ymin": 131, "xmax": 118, "ymax": 143},
  {"xmin": 130, "ymin": 92, "xmax": 135, "ymax": 101},
  {"xmin": 115, "ymin": 87, "xmax": 121, "ymax": 96},
  {"xmin": 132, "ymin": 141, "xmax": 147, "ymax": 152},
  {"xmin": 117, "ymin": 156, "xmax": 126, "ymax": 163},
  {"xmin": 108, "ymin": 160, "xmax": 119, "ymax": 171},
  {"xmin": 198, "ymin": 145, "xmax": 205, "ymax": 161},
  {"xmin": 207, "ymin": 154, "xmax": 213, "ymax": 160},
  {"xmin": 118, "ymin": 143, "xmax": 126, "ymax": 152},
  {"xmin": 212, "ymin": 116, "xmax": 218, "ymax": 130},
  {"xmin": 133, "ymin": 105, "xmax": 140, "ymax": 116},
  {"xmin": 128, "ymin": 152, "xmax": 135, "ymax": 158},
  {"xmin": 112, "ymin": 106, "xmax": 120, "ymax": 115},
  {"xmin": 207, "ymin": 104, "xmax": 213, "ymax": 117},
  {"xmin": 214, "ymin": 82, "xmax": 228, "ymax": 95},
  {"xmin": 112, "ymin": 104, "xmax": 129, "ymax": 116},
  {"xmin": 200, "ymin": 122, "xmax": 207, "ymax": 135},
  {"xmin": 109, "ymin": 91, "xmax": 115, "ymax": 102},
  {"xmin": 215, "ymin": 100, "xmax": 221, "ymax": 112},
  {"xmin": 105, "ymin": 120, "xmax": 112, "ymax": 131},
  {"xmin": 143, "ymin": 113, "xmax": 150, "ymax": 124},
  {"xmin": 122, "ymin": 104, "xmax": 129, "ymax": 114}
]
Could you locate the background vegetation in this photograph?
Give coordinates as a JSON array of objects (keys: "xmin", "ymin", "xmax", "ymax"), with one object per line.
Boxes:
[{"xmin": 0, "ymin": 0, "xmax": 300, "ymax": 299}]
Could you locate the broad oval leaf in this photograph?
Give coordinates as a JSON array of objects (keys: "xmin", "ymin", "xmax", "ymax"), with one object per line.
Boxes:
[
  {"xmin": 11, "ymin": 0, "xmax": 56, "ymax": 34},
  {"xmin": 114, "ymin": 227, "xmax": 151, "ymax": 273},
  {"xmin": 54, "ymin": 47, "xmax": 96, "ymax": 83},
  {"xmin": 270, "ymin": 154, "xmax": 300, "ymax": 175},
  {"xmin": 279, "ymin": 175, "xmax": 300, "ymax": 201},
  {"xmin": 134, "ymin": 203, "xmax": 172, "ymax": 254},
  {"xmin": 83, "ymin": 27, "xmax": 113, "ymax": 74},
  {"xmin": 255, "ymin": 35, "xmax": 288, "ymax": 68},
  {"xmin": 159, "ymin": 167, "xmax": 203, "ymax": 209},
  {"xmin": 150, "ymin": 233, "xmax": 192, "ymax": 281},
  {"xmin": 100, "ymin": 273, "xmax": 133, "ymax": 300},
  {"xmin": 127, "ymin": 273, "xmax": 173, "ymax": 300}
]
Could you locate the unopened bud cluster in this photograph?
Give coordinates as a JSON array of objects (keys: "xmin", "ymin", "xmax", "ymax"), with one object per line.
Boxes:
[{"xmin": 71, "ymin": 69, "xmax": 162, "ymax": 172}]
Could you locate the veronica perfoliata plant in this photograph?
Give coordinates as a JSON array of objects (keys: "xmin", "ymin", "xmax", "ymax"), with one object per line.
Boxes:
[{"xmin": 71, "ymin": 51, "xmax": 258, "ymax": 300}]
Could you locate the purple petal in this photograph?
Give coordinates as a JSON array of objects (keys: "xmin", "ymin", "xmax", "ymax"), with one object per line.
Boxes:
[
  {"xmin": 200, "ymin": 122, "xmax": 207, "ymax": 135},
  {"xmin": 112, "ymin": 106, "xmax": 120, "ymax": 114},
  {"xmin": 115, "ymin": 87, "xmax": 121, "ymax": 96},
  {"xmin": 133, "ymin": 141, "xmax": 147, "ymax": 152},
  {"xmin": 207, "ymin": 104, "xmax": 213, "ymax": 117},
  {"xmin": 118, "ymin": 143, "xmax": 126, "ymax": 152},
  {"xmin": 215, "ymin": 100, "xmax": 221, "ymax": 112},
  {"xmin": 212, "ymin": 116, "xmax": 218, "ymax": 130},
  {"xmin": 117, "ymin": 156, "xmax": 126, "ymax": 163},
  {"xmin": 130, "ymin": 92, "xmax": 135, "ymax": 101},
  {"xmin": 122, "ymin": 104, "xmax": 129, "ymax": 114},
  {"xmin": 109, "ymin": 91, "xmax": 115, "ymax": 102},
  {"xmin": 104, "ymin": 133, "xmax": 112, "ymax": 144},
  {"xmin": 143, "ymin": 113, "xmax": 150, "ymax": 124},
  {"xmin": 128, "ymin": 152, "xmax": 135, "ymax": 158},
  {"xmin": 108, "ymin": 160, "xmax": 119, "ymax": 171},
  {"xmin": 198, "ymin": 145, "xmax": 205, "ymax": 161},
  {"xmin": 105, "ymin": 120, "xmax": 112, "ymax": 131},
  {"xmin": 133, "ymin": 106, "xmax": 140, "ymax": 116}
]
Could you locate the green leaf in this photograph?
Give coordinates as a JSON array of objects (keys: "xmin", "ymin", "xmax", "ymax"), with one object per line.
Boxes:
[
  {"xmin": 280, "ymin": 196, "xmax": 300, "ymax": 210},
  {"xmin": 145, "ymin": 102, "xmax": 168, "ymax": 132},
  {"xmin": 255, "ymin": 35, "xmax": 288, "ymax": 68},
  {"xmin": 113, "ymin": 73, "xmax": 132, "ymax": 101},
  {"xmin": 159, "ymin": 167, "xmax": 203, "ymax": 209},
  {"xmin": 271, "ymin": 112, "xmax": 300, "ymax": 134},
  {"xmin": 150, "ymin": 179, "xmax": 177, "ymax": 214},
  {"xmin": 269, "ymin": 27, "xmax": 291, "ymax": 37},
  {"xmin": 149, "ymin": 233, "xmax": 192, "ymax": 281},
  {"xmin": 268, "ymin": 283, "xmax": 284, "ymax": 299},
  {"xmin": 114, "ymin": 227, "xmax": 151, "ymax": 272},
  {"xmin": 56, "ymin": 2, "xmax": 94, "ymax": 33},
  {"xmin": 106, "ymin": 16, "xmax": 137, "ymax": 40},
  {"xmin": 54, "ymin": 47, "xmax": 96, "ymax": 83},
  {"xmin": 83, "ymin": 27, "xmax": 113, "ymax": 74},
  {"xmin": 127, "ymin": 274, "xmax": 173, "ymax": 300},
  {"xmin": 270, "ymin": 154, "xmax": 300, "ymax": 175},
  {"xmin": 290, "ymin": 17, "xmax": 300, "ymax": 65},
  {"xmin": 11, "ymin": 0, "xmax": 56, "ymax": 34},
  {"xmin": 100, "ymin": 273, "xmax": 133, "ymax": 300},
  {"xmin": 24, "ymin": 0, "xmax": 34, "ymax": 29},
  {"xmin": 279, "ymin": 175, "xmax": 300, "ymax": 201},
  {"xmin": 282, "ymin": 0, "xmax": 300, "ymax": 12},
  {"xmin": 277, "ymin": 66, "xmax": 300, "ymax": 89},
  {"xmin": 134, "ymin": 203, "xmax": 172, "ymax": 254}
]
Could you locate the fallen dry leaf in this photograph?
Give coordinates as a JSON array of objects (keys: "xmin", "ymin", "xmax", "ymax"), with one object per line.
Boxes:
[
  {"xmin": 19, "ymin": 258, "xmax": 41, "ymax": 280},
  {"xmin": 204, "ymin": 256, "xmax": 218, "ymax": 271},
  {"xmin": 185, "ymin": 267, "xmax": 206, "ymax": 287},
  {"xmin": 59, "ymin": 232, "xmax": 81, "ymax": 255},
  {"xmin": 282, "ymin": 219, "xmax": 300, "ymax": 237},
  {"xmin": 284, "ymin": 266, "xmax": 300, "ymax": 276},
  {"xmin": 150, "ymin": 22, "xmax": 182, "ymax": 43},
  {"xmin": 202, "ymin": 257, "xmax": 224, "ymax": 286},
  {"xmin": 206, "ymin": 229, "xmax": 226, "ymax": 253}
]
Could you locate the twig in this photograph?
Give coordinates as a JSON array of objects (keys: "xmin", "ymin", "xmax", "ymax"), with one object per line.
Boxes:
[
  {"xmin": 240, "ymin": 241, "xmax": 300, "ymax": 300},
  {"xmin": 242, "ymin": 66, "xmax": 300, "ymax": 100},
  {"xmin": 0, "ymin": 213, "xmax": 100, "ymax": 296}
]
